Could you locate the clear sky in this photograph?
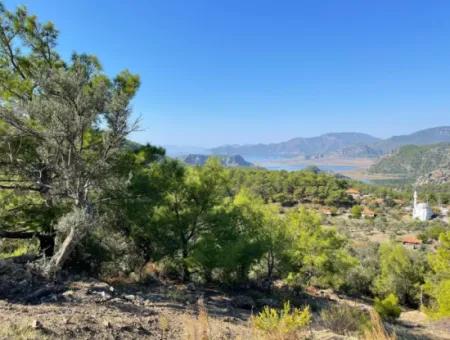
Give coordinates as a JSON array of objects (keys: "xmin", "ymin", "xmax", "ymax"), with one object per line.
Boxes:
[{"xmin": 4, "ymin": 0, "xmax": 450, "ymax": 147}]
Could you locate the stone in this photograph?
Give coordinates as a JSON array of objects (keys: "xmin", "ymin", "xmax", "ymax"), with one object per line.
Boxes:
[
  {"xmin": 123, "ymin": 294, "xmax": 136, "ymax": 301},
  {"xmin": 31, "ymin": 319, "xmax": 42, "ymax": 329},
  {"xmin": 62, "ymin": 290, "xmax": 75, "ymax": 297},
  {"xmin": 99, "ymin": 291, "xmax": 112, "ymax": 300},
  {"xmin": 129, "ymin": 272, "xmax": 140, "ymax": 282}
]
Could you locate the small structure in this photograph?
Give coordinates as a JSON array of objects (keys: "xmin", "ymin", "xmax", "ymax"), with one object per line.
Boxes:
[
  {"xmin": 401, "ymin": 235, "xmax": 422, "ymax": 249},
  {"xmin": 346, "ymin": 188, "xmax": 361, "ymax": 200},
  {"xmin": 412, "ymin": 191, "xmax": 432, "ymax": 221},
  {"xmin": 362, "ymin": 207, "xmax": 376, "ymax": 218}
]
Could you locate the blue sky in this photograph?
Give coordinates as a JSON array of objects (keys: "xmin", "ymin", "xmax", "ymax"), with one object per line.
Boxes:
[{"xmin": 4, "ymin": 1, "xmax": 450, "ymax": 147}]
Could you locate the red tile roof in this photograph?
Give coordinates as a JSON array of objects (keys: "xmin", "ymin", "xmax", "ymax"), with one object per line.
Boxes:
[{"xmin": 401, "ymin": 235, "xmax": 422, "ymax": 245}]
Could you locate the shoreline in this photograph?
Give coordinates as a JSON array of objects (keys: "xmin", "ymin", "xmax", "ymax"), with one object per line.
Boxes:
[{"xmin": 253, "ymin": 157, "xmax": 403, "ymax": 182}]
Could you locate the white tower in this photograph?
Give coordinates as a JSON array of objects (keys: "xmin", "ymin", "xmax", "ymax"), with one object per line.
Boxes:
[{"xmin": 413, "ymin": 190, "xmax": 432, "ymax": 221}]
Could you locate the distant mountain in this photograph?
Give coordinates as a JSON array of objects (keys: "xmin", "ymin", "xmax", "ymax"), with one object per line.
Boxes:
[
  {"xmin": 182, "ymin": 154, "xmax": 254, "ymax": 167},
  {"xmin": 211, "ymin": 133, "xmax": 381, "ymax": 158},
  {"xmin": 164, "ymin": 145, "xmax": 211, "ymax": 157},
  {"xmin": 371, "ymin": 126, "xmax": 450, "ymax": 154},
  {"xmin": 210, "ymin": 126, "xmax": 450, "ymax": 159},
  {"xmin": 369, "ymin": 143, "xmax": 450, "ymax": 184}
]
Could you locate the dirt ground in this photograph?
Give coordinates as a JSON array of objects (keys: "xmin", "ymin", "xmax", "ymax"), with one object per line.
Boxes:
[{"xmin": 1, "ymin": 258, "xmax": 449, "ymax": 339}]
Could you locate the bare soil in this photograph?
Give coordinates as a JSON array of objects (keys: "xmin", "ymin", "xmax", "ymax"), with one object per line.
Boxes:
[{"xmin": 1, "ymin": 258, "xmax": 449, "ymax": 339}]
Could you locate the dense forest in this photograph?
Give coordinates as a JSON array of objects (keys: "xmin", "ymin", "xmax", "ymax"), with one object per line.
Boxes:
[{"xmin": 0, "ymin": 3, "xmax": 449, "ymax": 339}]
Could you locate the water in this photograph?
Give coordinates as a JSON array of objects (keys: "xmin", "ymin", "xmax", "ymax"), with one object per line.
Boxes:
[
  {"xmin": 246, "ymin": 157, "xmax": 357, "ymax": 173},
  {"xmin": 261, "ymin": 163, "xmax": 355, "ymax": 172}
]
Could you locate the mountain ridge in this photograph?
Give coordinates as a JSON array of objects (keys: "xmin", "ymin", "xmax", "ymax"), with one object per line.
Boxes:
[
  {"xmin": 211, "ymin": 126, "xmax": 450, "ymax": 159},
  {"xmin": 212, "ymin": 132, "xmax": 381, "ymax": 158}
]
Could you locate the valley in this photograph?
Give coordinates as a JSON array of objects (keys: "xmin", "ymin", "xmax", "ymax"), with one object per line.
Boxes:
[{"xmin": 168, "ymin": 126, "xmax": 450, "ymax": 185}]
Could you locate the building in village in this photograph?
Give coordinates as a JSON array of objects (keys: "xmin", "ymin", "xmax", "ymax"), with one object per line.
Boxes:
[
  {"xmin": 346, "ymin": 188, "xmax": 361, "ymax": 200},
  {"xmin": 412, "ymin": 191, "xmax": 432, "ymax": 221},
  {"xmin": 400, "ymin": 235, "xmax": 422, "ymax": 249}
]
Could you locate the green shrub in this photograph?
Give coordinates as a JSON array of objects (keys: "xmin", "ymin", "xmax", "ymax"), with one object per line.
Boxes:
[
  {"xmin": 320, "ymin": 304, "xmax": 369, "ymax": 335},
  {"xmin": 351, "ymin": 205, "xmax": 363, "ymax": 219},
  {"xmin": 253, "ymin": 301, "xmax": 311, "ymax": 337},
  {"xmin": 424, "ymin": 279, "xmax": 450, "ymax": 319},
  {"xmin": 0, "ymin": 239, "xmax": 39, "ymax": 260},
  {"xmin": 374, "ymin": 294, "xmax": 401, "ymax": 321},
  {"xmin": 157, "ymin": 258, "xmax": 184, "ymax": 281},
  {"xmin": 373, "ymin": 242, "xmax": 425, "ymax": 306},
  {"xmin": 424, "ymin": 232, "xmax": 450, "ymax": 319}
]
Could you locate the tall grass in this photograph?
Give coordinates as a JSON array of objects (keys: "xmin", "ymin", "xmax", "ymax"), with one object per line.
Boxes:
[
  {"xmin": 183, "ymin": 299, "xmax": 211, "ymax": 340},
  {"xmin": 362, "ymin": 310, "xmax": 396, "ymax": 340}
]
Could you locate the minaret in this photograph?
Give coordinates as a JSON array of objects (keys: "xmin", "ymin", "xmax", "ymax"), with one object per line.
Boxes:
[{"xmin": 414, "ymin": 190, "xmax": 417, "ymax": 209}]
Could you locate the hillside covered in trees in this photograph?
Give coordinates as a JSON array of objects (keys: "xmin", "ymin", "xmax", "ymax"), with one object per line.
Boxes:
[{"xmin": 369, "ymin": 143, "xmax": 450, "ymax": 184}]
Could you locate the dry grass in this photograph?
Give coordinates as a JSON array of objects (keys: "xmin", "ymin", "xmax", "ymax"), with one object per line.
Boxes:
[
  {"xmin": 159, "ymin": 314, "xmax": 170, "ymax": 338},
  {"xmin": 183, "ymin": 299, "xmax": 212, "ymax": 340},
  {"xmin": 362, "ymin": 310, "xmax": 396, "ymax": 340},
  {"xmin": 0, "ymin": 322, "xmax": 49, "ymax": 340},
  {"xmin": 182, "ymin": 299, "xmax": 256, "ymax": 340}
]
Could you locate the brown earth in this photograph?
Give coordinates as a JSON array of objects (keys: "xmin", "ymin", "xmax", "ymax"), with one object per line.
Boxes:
[{"xmin": 1, "ymin": 257, "xmax": 449, "ymax": 339}]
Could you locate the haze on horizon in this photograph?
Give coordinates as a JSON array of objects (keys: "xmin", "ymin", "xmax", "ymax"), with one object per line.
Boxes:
[{"xmin": 6, "ymin": 0, "xmax": 450, "ymax": 148}]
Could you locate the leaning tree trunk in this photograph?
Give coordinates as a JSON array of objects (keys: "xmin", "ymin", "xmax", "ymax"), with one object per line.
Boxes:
[{"xmin": 42, "ymin": 206, "xmax": 93, "ymax": 278}]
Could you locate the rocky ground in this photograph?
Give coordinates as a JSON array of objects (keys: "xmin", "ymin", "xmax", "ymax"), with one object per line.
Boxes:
[
  {"xmin": 1, "ymin": 257, "xmax": 449, "ymax": 339},
  {"xmin": 416, "ymin": 169, "xmax": 450, "ymax": 186}
]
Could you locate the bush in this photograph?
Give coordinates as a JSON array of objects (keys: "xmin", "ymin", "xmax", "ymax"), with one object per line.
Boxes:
[
  {"xmin": 156, "ymin": 258, "xmax": 184, "ymax": 281},
  {"xmin": 342, "ymin": 243, "xmax": 379, "ymax": 297},
  {"xmin": 0, "ymin": 239, "xmax": 39, "ymax": 260},
  {"xmin": 351, "ymin": 205, "xmax": 363, "ymax": 219},
  {"xmin": 320, "ymin": 304, "xmax": 369, "ymax": 335},
  {"xmin": 253, "ymin": 301, "xmax": 311, "ymax": 337},
  {"xmin": 424, "ymin": 279, "xmax": 450, "ymax": 319},
  {"xmin": 374, "ymin": 294, "xmax": 401, "ymax": 321},
  {"xmin": 424, "ymin": 232, "xmax": 450, "ymax": 318},
  {"xmin": 373, "ymin": 242, "xmax": 425, "ymax": 306},
  {"xmin": 66, "ymin": 227, "xmax": 144, "ymax": 278}
]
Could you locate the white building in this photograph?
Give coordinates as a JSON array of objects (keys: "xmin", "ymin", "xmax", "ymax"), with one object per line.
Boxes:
[{"xmin": 412, "ymin": 191, "xmax": 432, "ymax": 221}]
